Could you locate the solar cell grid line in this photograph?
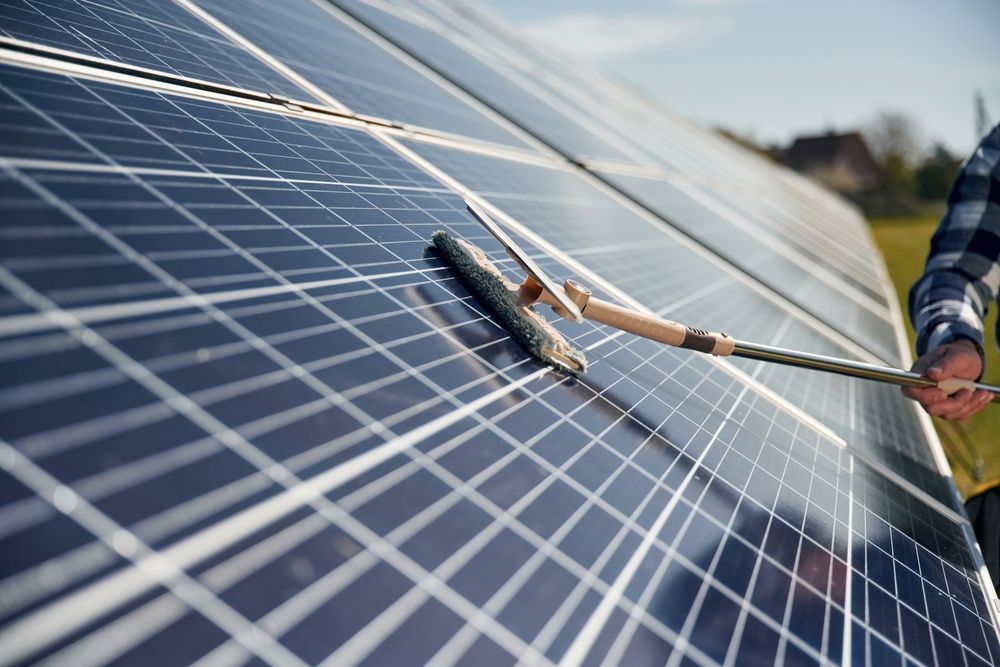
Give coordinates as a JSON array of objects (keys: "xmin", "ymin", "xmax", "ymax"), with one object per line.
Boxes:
[
  {"xmin": 460, "ymin": 352, "xmax": 812, "ymax": 664},
  {"xmin": 849, "ymin": 463, "xmax": 1000, "ymax": 667},
  {"xmin": 0, "ymin": 0, "xmax": 321, "ymax": 102},
  {"xmin": 1, "ymin": 43, "xmax": 1000, "ymax": 667},
  {"xmin": 596, "ymin": 169, "xmax": 892, "ymax": 318},
  {"xmin": 0, "ymin": 172, "xmax": 872, "ymax": 667},
  {"xmin": 0, "ymin": 438, "xmax": 314, "ymax": 667},
  {"xmin": 0, "ymin": 264, "xmax": 448, "ymax": 339},
  {"xmin": 521, "ymin": 245, "xmax": 959, "ymax": 515},
  {"xmin": 327, "ymin": 0, "xmax": 657, "ymax": 166},
  {"xmin": 328, "ymin": 355, "xmax": 733, "ymax": 667},
  {"xmin": 0, "ymin": 53, "xmax": 956, "ymax": 520},
  {"xmin": 0, "ymin": 62, "xmax": 780, "ymax": 664},
  {"xmin": 0, "ymin": 160, "xmax": 968, "ymax": 667},
  {"xmin": 631, "ymin": 171, "xmax": 888, "ymax": 301},
  {"xmin": 0, "ymin": 332, "xmax": 508, "ymax": 640},
  {"xmin": 0, "ymin": 73, "xmax": 592, "ymax": 664},
  {"xmin": 657, "ymin": 408, "xmax": 826, "ymax": 667},
  {"xmin": 395, "ymin": 137, "xmax": 902, "ymax": 372},
  {"xmin": 0, "ymin": 185, "xmax": 572, "ymax": 664},
  {"xmin": 0, "ymin": 376, "xmax": 556, "ymax": 667},
  {"xmin": 260, "ymin": 350, "xmax": 744, "ymax": 667},
  {"xmin": 561, "ymin": 387, "xmax": 750, "ymax": 667},
  {"xmin": 561, "ymin": 386, "xmax": 857, "ymax": 667},
  {"xmin": 517, "ymin": 345, "xmax": 741, "ymax": 665},
  {"xmin": 179, "ymin": 0, "xmax": 544, "ymax": 154},
  {"xmin": 705, "ymin": 183, "xmax": 887, "ymax": 300},
  {"xmin": 387, "ymin": 136, "xmax": 967, "ymax": 513}
]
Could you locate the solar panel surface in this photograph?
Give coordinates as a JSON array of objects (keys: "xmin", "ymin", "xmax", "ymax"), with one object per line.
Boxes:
[
  {"xmin": 1, "ymin": 2, "xmax": 998, "ymax": 667},
  {"xmin": 329, "ymin": 0, "xmax": 648, "ymax": 165},
  {"xmin": 393, "ymin": 0, "xmax": 894, "ymax": 300},
  {"xmin": 594, "ymin": 170, "xmax": 899, "ymax": 364},
  {"xmin": 394, "ymin": 138, "xmax": 963, "ymax": 514},
  {"xmin": 0, "ymin": 0, "xmax": 319, "ymax": 100},
  {"xmin": 187, "ymin": 0, "xmax": 540, "ymax": 151}
]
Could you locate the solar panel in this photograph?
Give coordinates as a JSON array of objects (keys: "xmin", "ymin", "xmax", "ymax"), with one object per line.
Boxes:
[
  {"xmin": 186, "ymin": 0, "xmax": 540, "ymax": 151},
  {"xmin": 400, "ymin": 139, "xmax": 900, "ymax": 368},
  {"xmin": 594, "ymin": 170, "xmax": 900, "ymax": 363},
  {"xmin": 392, "ymin": 1, "xmax": 894, "ymax": 297},
  {"xmin": 392, "ymin": 142, "xmax": 958, "ymax": 512},
  {"xmin": 2, "ymin": 5, "xmax": 998, "ymax": 667},
  {"xmin": 0, "ymin": 0, "xmax": 319, "ymax": 101},
  {"xmin": 329, "ymin": 0, "xmax": 649, "ymax": 164}
]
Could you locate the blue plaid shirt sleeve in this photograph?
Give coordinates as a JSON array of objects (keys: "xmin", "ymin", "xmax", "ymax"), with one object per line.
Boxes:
[{"xmin": 908, "ymin": 123, "xmax": 1000, "ymax": 364}]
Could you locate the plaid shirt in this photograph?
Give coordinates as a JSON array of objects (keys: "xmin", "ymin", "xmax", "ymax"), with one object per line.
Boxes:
[{"xmin": 909, "ymin": 123, "xmax": 1000, "ymax": 367}]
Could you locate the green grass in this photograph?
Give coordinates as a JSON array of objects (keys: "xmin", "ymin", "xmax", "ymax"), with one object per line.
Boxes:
[{"xmin": 868, "ymin": 214, "xmax": 1000, "ymax": 499}]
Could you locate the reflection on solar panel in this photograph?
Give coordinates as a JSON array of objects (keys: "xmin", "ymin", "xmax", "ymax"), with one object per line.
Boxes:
[
  {"xmin": 186, "ymin": 0, "xmax": 539, "ymax": 150},
  {"xmin": 0, "ymin": 1, "xmax": 997, "ymax": 666},
  {"xmin": 0, "ymin": 0, "xmax": 319, "ymax": 100}
]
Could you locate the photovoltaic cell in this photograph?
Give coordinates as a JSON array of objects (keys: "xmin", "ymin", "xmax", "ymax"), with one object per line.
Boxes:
[
  {"xmin": 311, "ymin": 0, "xmax": 899, "ymax": 352},
  {"xmin": 0, "ymin": 64, "xmax": 441, "ymax": 186},
  {"xmin": 392, "ymin": 0, "xmax": 686, "ymax": 165},
  {"xmin": 188, "ymin": 0, "xmax": 538, "ymax": 151},
  {"xmin": 401, "ymin": 1, "xmax": 892, "ymax": 296},
  {"xmin": 0, "ymin": 0, "xmax": 319, "ymax": 101},
  {"xmin": 518, "ymin": 237, "xmax": 957, "ymax": 513},
  {"xmin": 596, "ymin": 170, "xmax": 900, "ymax": 363},
  {"xmin": 609, "ymin": 172, "xmax": 889, "ymax": 307},
  {"xmin": 706, "ymin": 183, "xmax": 888, "ymax": 304},
  {"xmin": 329, "ymin": 0, "xmax": 647, "ymax": 164},
  {"xmin": 1, "ymin": 10, "xmax": 997, "ymax": 667},
  {"xmin": 402, "ymin": 140, "xmax": 900, "ymax": 374}
]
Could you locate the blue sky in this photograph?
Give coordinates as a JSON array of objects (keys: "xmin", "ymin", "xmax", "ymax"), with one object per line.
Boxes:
[{"xmin": 475, "ymin": 0, "xmax": 1000, "ymax": 156}]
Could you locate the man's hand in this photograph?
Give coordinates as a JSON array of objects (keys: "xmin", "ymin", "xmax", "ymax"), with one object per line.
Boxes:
[{"xmin": 902, "ymin": 339, "xmax": 992, "ymax": 420}]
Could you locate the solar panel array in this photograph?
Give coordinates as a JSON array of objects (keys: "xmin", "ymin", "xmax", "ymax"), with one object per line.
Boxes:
[{"xmin": 0, "ymin": 1, "xmax": 997, "ymax": 666}]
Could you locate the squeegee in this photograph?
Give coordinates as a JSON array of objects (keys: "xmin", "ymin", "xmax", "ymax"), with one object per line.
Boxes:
[{"xmin": 432, "ymin": 200, "xmax": 1000, "ymax": 403}]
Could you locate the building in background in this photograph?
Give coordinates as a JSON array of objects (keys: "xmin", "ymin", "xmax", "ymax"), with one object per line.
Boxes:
[{"xmin": 781, "ymin": 131, "xmax": 882, "ymax": 195}]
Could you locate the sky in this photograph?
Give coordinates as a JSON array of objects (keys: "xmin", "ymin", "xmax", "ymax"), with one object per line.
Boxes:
[{"xmin": 473, "ymin": 0, "xmax": 1000, "ymax": 157}]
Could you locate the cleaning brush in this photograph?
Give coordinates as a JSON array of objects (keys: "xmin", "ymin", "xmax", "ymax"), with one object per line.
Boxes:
[{"xmin": 433, "ymin": 200, "xmax": 1000, "ymax": 403}]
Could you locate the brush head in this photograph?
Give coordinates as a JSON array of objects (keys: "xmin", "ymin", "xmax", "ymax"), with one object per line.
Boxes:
[{"xmin": 432, "ymin": 230, "xmax": 587, "ymax": 374}]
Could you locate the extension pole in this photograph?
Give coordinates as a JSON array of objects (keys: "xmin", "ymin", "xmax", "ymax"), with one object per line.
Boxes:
[
  {"xmin": 732, "ymin": 340, "xmax": 1000, "ymax": 400},
  {"xmin": 461, "ymin": 200, "xmax": 1000, "ymax": 402},
  {"xmin": 531, "ymin": 272, "xmax": 1000, "ymax": 401}
]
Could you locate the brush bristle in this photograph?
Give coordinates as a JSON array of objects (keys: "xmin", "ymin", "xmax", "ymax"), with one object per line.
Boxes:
[{"xmin": 432, "ymin": 230, "xmax": 587, "ymax": 374}]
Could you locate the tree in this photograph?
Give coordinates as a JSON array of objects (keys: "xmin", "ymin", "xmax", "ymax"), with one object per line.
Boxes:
[
  {"xmin": 862, "ymin": 111, "xmax": 924, "ymax": 195},
  {"xmin": 863, "ymin": 111, "xmax": 924, "ymax": 166},
  {"xmin": 915, "ymin": 143, "xmax": 962, "ymax": 200}
]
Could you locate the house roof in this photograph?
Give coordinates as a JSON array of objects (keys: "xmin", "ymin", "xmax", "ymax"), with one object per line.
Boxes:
[{"xmin": 783, "ymin": 131, "xmax": 877, "ymax": 170}]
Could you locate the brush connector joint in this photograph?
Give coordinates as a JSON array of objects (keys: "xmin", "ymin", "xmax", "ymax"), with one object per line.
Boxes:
[{"xmin": 556, "ymin": 279, "xmax": 592, "ymax": 319}]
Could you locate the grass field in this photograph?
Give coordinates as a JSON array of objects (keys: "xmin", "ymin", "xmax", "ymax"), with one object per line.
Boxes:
[{"xmin": 868, "ymin": 214, "xmax": 1000, "ymax": 499}]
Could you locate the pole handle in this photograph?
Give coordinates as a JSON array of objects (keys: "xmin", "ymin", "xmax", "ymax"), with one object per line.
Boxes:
[{"xmin": 540, "ymin": 280, "xmax": 736, "ymax": 356}]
